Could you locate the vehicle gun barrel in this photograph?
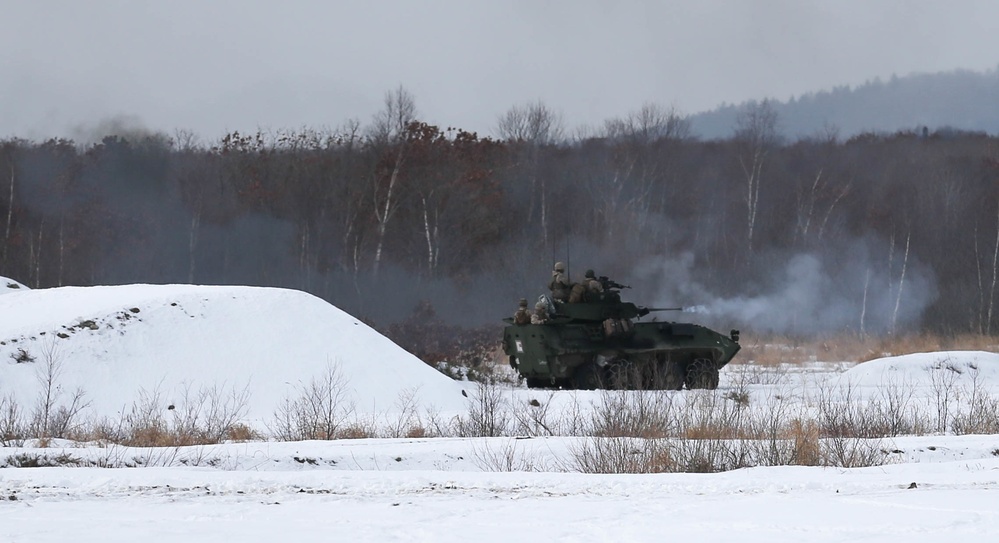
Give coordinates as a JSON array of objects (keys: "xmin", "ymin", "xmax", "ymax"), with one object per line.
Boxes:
[{"xmin": 636, "ymin": 306, "xmax": 684, "ymax": 317}]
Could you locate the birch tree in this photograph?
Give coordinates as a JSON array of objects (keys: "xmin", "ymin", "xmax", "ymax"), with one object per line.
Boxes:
[
  {"xmin": 734, "ymin": 100, "xmax": 779, "ymax": 251},
  {"xmin": 496, "ymin": 101, "xmax": 564, "ymax": 249},
  {"xmin": 601, "ymin": 103, "xmax": 691, "ymax": 243},
  {"xmin": 369, "ymin": 86, "xmax": 417, "ymax": 277}
]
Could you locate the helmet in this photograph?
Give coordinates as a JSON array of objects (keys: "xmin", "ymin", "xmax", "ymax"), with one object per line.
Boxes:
[
  {"xmin": 519, "ymin": 298, "xmax": 528, "ymax": 307},
  {"xmin": 554, "ymin": 261, "xmax": 565, "ymax": 272},
  {"xmin": 535, "ymin": 301, "xmax": 546, "ymax": 310},
  {"xmin": 585, "ymin": 269, "xmax": 595, "ymax": 279}
]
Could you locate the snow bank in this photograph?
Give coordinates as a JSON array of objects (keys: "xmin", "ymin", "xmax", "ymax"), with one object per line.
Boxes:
[
  {"xmin": 840, "ymin": 351, "xmax": 999, "ymax": 389},
  {"xmin": 1, "ymin": 275, "xmax": 28, "ymax": 295},
  {"xmin": 0, "ymin": 284, "xmax": 469, "ymax": 425}
]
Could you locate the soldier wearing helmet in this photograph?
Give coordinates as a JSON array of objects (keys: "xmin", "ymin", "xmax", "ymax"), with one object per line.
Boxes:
[
  {"xmin": 531, "ymin": 300, "xmax": 549, "ymax": 324},
  {"xmin": 583, "ymin": 269, "xmax": 604, "ymax": 297},
  {"xmin": 513, "ymin": 298, "xmax": 531, "ymax": 325},
  {"xmin": 569, "ymin": 268, "xmax": 604, "ymax": 303},
  {"xmin": 548, "ymin": 261, "xmax": 570, "ymax": 302}
]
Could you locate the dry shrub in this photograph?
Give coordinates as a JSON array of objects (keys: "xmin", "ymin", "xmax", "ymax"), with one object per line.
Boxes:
[
  {"xmin": 591, "ymin": 390, "xmax": 678, "ymax": 439},
  {"xmin": 271, "ymin": 362, "xmax": 354, "ymax": 441},
  {"xmin": 680, "ymin": 390, "xmax": 749, "ymax": 441},
  {"xmin": 1, "ymin": 394, "xmax": 26, "ymax": 447},
  {"xmin": 405, "ymin": 426, "xmax": 427, "ymax": 438},
  {"xmin": 737, "ymin": 337, "xmax": 805, "ymax": 367},
  {"xmin": 108, "ymin": 382, "xmax": 251, "ymax": 447},
  {"xmin": 858, "ymin": 333, "xmax": 999, "ymax": 363},
  {"xmin": 128, "ymin": 424, "xmax": 175, "ymax": 447},
  {"xmin": 736, "ymin": 332, "xmax": 999, "ymax": 366},
  {"xmin": 455, "ymin": 381, "xmax": 510, "ymax": 437},
  {"xmin": 951, "ymin": 367, "xmax": 999, "ymax": 435},
  {"xmin": 226, "ymin": 423, "xmax": 261, "ymax": 442},
  {"xmin": 571, "ymin": 438, "xmax": 674, "ymax": 474},
  {"xmin": 472, "ymin": 438, "xmax": 541, "ymax": 472},
  {"xmin": 512, "ymin": 391, "xmax": 559, "ymax": 437},
  {"xmin": 336, "ymin": 424, "xmax": 376, "ymax": 439},
  {"xmin": 788, "ymin": 419, "xmax": 821, "ymax": 466},
  {"xmin": 384, "ymin": 387, "xmax": 423, "ymax": 438},
  {"xmin": 820, "ymin": 436, "xmax": 889, "ymax": 468},
  {"xmin": 858, "ymin": 334, "xmax": 945, "ymax": 362},
  {"xmin": 572, "ymin": 436, "xmax": 750, "ymax": 474}
]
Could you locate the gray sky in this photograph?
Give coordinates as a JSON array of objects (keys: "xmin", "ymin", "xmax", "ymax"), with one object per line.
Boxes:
[{"xmin": 3, "ymin": 0, "xmax": 998, "ymax": 141}]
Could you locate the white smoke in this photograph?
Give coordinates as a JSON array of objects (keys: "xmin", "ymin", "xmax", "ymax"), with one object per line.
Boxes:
[{"xmin": 635, "ymin": 238, "xmax": 938, "ymax": 336}]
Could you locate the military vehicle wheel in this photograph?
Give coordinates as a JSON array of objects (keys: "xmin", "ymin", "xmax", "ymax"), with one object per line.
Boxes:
[
  {"xmin": 571, "ymin": 362, "xmax": 602, "ymax": 390},
  {"xmin": 660, "ymin": 360, "xmax": 685, "ymax": 391},
  {"xmin": 608, "ymin": 359, "xmax": 645, "ymax": 389},
  {"xmin": 525, "ymin": 378, "xmax": 548, "ymax": 389},
  {"xmin": 685, "ymin": 358, "xmax": 720, "ymax": 390}
]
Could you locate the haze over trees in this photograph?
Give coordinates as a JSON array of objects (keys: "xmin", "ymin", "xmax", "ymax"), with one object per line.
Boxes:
[
  {"xmin": 691, "ymin": 68, "xmax": 999, "ymax": 139},
  {"xmin": 2, "ymin": 82, "xmax": 999, "ymax": 345}
]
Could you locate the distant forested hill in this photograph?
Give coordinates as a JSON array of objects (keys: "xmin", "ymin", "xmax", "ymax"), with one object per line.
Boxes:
[{"xmin": 690, "ymin": 68, "xmax": 999, "ymax": 140}]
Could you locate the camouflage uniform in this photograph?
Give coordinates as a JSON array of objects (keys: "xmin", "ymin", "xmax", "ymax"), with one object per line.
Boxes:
[
  {"xmin": 569, "ymin": 269, "xmax": 604, "ymax": 303},
  {"xmin": 531, "ymin": 301, "xmax": 549, "ymax": 324},
  {"xmin": 548, "ymin": 261, "xmax": 571, "ymax": 302},
  {"xmin": 513, "ymin": 298, "xmax": 531, "ymax": 325},
  {"xmin": 583, "ymin": 269, "xmax": 604, "ymax": 297}
]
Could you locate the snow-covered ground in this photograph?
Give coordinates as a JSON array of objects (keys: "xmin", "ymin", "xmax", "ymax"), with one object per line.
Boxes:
[
  {"xmin": 2, "ymin": 436, "xmax": 998, "ymax": 541},
  {"xmin": 2, "ymin": 278, "xmax": 999, "ymax": 541},
  {"xmin": 0, "ymin": 282, "xmax": 469, "ymax": 426}
]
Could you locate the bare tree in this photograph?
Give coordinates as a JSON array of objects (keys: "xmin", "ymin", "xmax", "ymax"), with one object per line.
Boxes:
[
  {"xmin": 597, "ymin": 103, "xmax": 692, "ymax": 242},
  {"xmin": 987, "ymin": 204, "xmax": 999, "ymax": 332},
  {"xmin": 734, "ymin": 99, "xmax": 779, "ymax": 251},
  {"xmin": 271, "ymin": 362, "xmax": 354, "ymax": 441},
  {"xmin": 890, "ymin": 229, "xmax": 912, "ymax": 335},
  {"xmin": 31, "ymin": 339, "xmax": 89, "ymax": 439},
  {"xmin": 603, "ymin": 102, "xmax": 690, "ymax": 143},
  {"xmin": 2, "ymin": 144, "xmax": 14, "ymax": 270},
  {"xmin": 369, "ymin": 86, "xmax": 417, "ymax": 277},
  {"xmin": 495, "ymin": 100, "xmax": 564, "ymax": 145},
  {"xmin": 495, "ymin": 100, "xmax": 564, "ymax": 249}
]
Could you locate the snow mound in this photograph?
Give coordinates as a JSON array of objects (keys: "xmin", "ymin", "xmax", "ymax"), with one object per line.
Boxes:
[
  {"xmin": 0, "ymin": 284, "xmax": 469, "ymax": 425},
  {"xmin": 1, "ymin": 275, "xmax": 28, "ymax": 295},
  {"xmin": 840, "ymin": 351, "xmax": 999, "ymax": 389}
]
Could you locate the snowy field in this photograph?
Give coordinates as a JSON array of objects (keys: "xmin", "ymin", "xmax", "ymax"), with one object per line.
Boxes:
[{"xmin": 3, "ymin": 279, "xmax": 999, "ymax": 541}]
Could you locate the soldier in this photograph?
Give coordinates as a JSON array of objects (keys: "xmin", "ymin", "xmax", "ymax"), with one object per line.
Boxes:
[
  {"xmin": 513, "ymin": 298, "xmax": 531, "ymax": 325},
  {"xmin": 531, "ymin": 300, "xmax": 549, "ymax": 324},
  {"xmin": 583, "ymin": 269, "xmax": 604, "ymax": 297},
  {"xmin": 548, "ymin": 261, "xmax": 571, "ymax": 302},
  {"xmin": 569, "ymin": 269, "xmax": 604, "ymax": 303}
]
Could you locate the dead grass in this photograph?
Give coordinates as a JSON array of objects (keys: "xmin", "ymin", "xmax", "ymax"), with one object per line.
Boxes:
[
  {"xmin": 336, "ymin": 424, "xmax": 377, "ymax": 439},
  {"xmin": 734, "ymin": 333, "xmax": 999, "ymax": 366},
  {"xmin": 788, "ymin": 419, "xmax": 821, "ymax": 466}
]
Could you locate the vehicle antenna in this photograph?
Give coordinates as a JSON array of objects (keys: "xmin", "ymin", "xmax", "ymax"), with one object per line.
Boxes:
[{"xmin": 563, "ymin": 212, "xmax": 572, "ymax": 278}]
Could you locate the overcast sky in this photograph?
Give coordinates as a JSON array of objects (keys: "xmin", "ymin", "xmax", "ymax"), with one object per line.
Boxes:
[{"xmin": 3, "ymin": 0, "xmax": 998, "ymax": 142}]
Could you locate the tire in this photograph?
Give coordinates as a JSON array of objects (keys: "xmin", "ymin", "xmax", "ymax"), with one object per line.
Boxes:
[
  {"xmin": 571, "ymin": 361, "xmax": 602, "ymax": 390},
  {"xmin": 525, "ymin": 377, "xmax": 548, "ymax": 389},
  {"xmin": 661, "ymin": 360, "xmax": 685, "ymax": 391},
  {"xmin": 607, "ymin": 359, "xmax": 635, "ymax": 390},
  {"xmin": 685, "ymin": 358, "xmax": 720, "ymax": 390}
]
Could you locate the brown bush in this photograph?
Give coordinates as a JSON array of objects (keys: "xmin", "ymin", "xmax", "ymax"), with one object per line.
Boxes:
[
  {"xmin": 788, "ymin": 419, "xmax": 821, "ymax": 466},
  {"xmin": 336, "ymin": 424, "xmax": 376, "ymax": 439},
  {"xmin": 735, "ymin": 332, "xmax": 999, "ymax": 366}
]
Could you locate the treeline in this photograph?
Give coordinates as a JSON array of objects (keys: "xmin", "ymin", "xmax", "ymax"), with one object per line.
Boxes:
[
  {"xmin": 691, "ymin": 68, "xmax": 999, "ymax": 139},
  {"xmin": 2, "ymin": 92, "xmax": 999, "ymax": 338}
]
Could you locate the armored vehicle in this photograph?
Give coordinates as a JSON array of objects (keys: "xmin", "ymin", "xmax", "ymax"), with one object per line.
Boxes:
[{"xmin": 503, "ymin": 280, "xmax": 740, "ymax": 390}]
